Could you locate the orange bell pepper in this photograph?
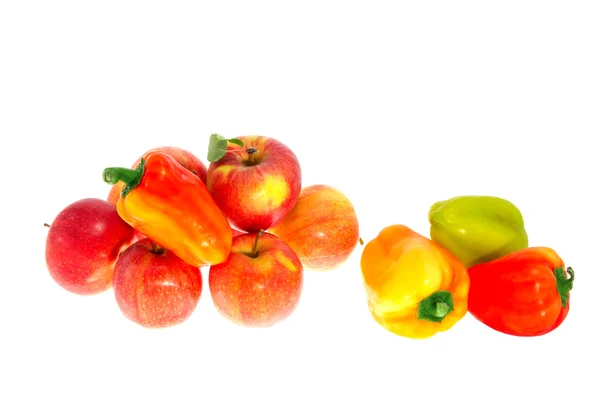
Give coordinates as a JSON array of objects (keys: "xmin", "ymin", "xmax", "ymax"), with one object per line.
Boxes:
[
  {"xmin": 360, "ymin": 224, "xmax": 470, "ymax": 339},
  {"xmin": 102, "ymin": 151, "xmax": 232, "ymax": 267}
]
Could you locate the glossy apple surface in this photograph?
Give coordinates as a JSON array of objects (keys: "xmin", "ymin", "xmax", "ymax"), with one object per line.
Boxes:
[
  {"xmin": 269, "ymin": 184, "xmax": 360, "ymax": 270},
  {"xmin": 45, "ymin": 198, "xmax": 136, "ymax": 295},
  {"xmin": 107, "ymin": 146, "xmax": 208, "ymax": 207},
  {"xmin": 207, "ymin": 136, "xmax": 302, "ymax": 232},
  {"xmin": 231, "ymin": 227, "xmax": 245, "ymax": 237},
  {"xmin": 113, "ymin": 238, "xmax": 203, "ymax": 329},
  {"xmin": 208, "ymin": 231, "xmax": 303, "ymax": 327}
]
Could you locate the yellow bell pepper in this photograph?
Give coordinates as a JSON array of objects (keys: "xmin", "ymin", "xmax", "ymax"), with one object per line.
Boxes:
[{"xmin": 360, "ymin": 224, "xmax": 470, "ymax": 339}]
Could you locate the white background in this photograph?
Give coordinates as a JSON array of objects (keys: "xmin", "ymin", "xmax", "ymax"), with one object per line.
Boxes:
[{"xmin": 2, "ymin": 1, "xmax": 599, "ymax": 399}]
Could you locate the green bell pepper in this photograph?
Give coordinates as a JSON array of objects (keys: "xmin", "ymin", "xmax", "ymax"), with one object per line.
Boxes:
[{"xmin": 428, "ymin": 195, "xmax": 528, "ymax": 268}]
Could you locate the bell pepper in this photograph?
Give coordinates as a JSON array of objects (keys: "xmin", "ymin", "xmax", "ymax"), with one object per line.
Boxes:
[
  {"xmin": 360, "ymin": 224, "xmax": 470, "ymax": 339},
  {"xmin": 428, "ymin": 195, "xmax": 528, "ymax": 268},
  {"xmin": 106, "ymin": 146, "xmax": 208, "ymax": 208},
  {"xmin": 102, "ymin": 151, "xmax": 232, "ymax": 267},
  {"xmin": 467, "ymin": 246, "xmax": 574, "ymax": 337}
]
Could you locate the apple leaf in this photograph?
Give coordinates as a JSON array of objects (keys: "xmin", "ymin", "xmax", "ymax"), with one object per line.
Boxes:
[
  {"xmin": 208, "ymin": 134, "xmax": 244, "ymax": 162},
  {"xmin": 228, "ymin": 138, "xmax": 244, "ymax": 147}
]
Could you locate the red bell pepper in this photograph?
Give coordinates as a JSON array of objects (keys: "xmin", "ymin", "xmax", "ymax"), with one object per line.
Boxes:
[{"xmin": 467, "ymin": 247, "xmax": 574, "ymax": 337}]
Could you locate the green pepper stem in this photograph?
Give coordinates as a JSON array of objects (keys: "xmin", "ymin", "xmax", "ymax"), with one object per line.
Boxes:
[
  {"xmin": 555, "ymin": 266, "xmax": 575, "ymax": 308},
  {"xmin": 102, "ymin": 158, "xmax": 146, "ymax": 197},
  {"xmin": 417, "ymin": 290, "xmax": 455, "ymax": 323}
]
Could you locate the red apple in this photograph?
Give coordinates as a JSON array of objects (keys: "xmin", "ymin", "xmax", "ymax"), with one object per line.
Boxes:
[
  {"xmin": 107, "ymin": 146, "xmax": 208, "ymax": 207},
  {"xmin": 113, "ymin": 238, "xmax": 203, "ymax": 329},
  {"xmin": 207, "ymin": 135, "xmax": 302, "ymax": 232},
  {"xmin": 208, "ymin": 231, "xmax": 303, "ymax": 327},
  {"xmin": 231, "ymin": 227, "xmax": 245, "ymax": 237},
  {"xmin": 269, "ymin": 184, "xmax": 360, "ymax": 271},
  {"xmin": 45, "ymin": 198, "xmax": 136, "ymax": 295}
]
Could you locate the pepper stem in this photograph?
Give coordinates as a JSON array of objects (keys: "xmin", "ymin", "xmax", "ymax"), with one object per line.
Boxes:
[
  {"xmin": 102, "ymin": 158, "xmax": 146, "ymax": 197},
  {"xmin": 555, "ymin": 266, "xmax": 575, "ymax": 308},
  {"xmin": 417, "ymin": 290, "xmax": 455, "ymax": 323},
  {"xmin": 248, "ymin": 229, "xmax": 264, "ymax": 258}
]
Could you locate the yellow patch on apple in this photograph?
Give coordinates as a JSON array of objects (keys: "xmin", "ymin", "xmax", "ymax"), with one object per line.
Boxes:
[
  {"xmin": 214, "ymin": 164, "xmax": 235, "ymax": 178},
  {"xmin": 276, "ymin": 252, "xmax": 299, "ymax": 272},
  {"xmin": 251, "ymin": 175, "xmax": 290, "ymax": 209}
]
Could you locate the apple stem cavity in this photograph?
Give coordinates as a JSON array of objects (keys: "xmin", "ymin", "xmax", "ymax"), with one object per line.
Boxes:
[
  {"xmin": 102, "ymin": 158, "xmax": 146, "ymax": 198},
  {"xmin": 247, "ymin": 229, "xmax": 265, "ymax": 258},
  {"xmin": 245, "ymin": 147, "xmax": 259, "ymax": 166},
  {"xmin": 151, "ymin": 242, "xmax": 167, "ymax": 255}
]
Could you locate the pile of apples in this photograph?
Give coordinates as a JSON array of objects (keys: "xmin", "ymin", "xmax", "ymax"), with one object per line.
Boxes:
[{"xmin": 44, "ymin": 135, "xmax": 360, "ymax": 329}]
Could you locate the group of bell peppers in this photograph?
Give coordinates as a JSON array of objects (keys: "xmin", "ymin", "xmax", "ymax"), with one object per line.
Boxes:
[
  {"xmin": 360, "ymin": 195, "xmax": 575, "ymax": 339},
  {"xmin": 102, "ymin": 153, "xmax": 575, "ymax": 340}
]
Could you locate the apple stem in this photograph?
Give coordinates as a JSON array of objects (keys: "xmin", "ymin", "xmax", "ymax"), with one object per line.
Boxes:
[
  {"xmin": 250, "ymin": 229, "xmax": 264, "ymax": 258},
  {"xmin": 151, "ymin": 242, "xmax": 166, "ymax": 255},
  {"xmin": 246, "ymin": 147, "xmax": 258, "ymax": 165},
  {"xmin": 44, "ymin": 223, "xmax": 51, "ymax": 228}
]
